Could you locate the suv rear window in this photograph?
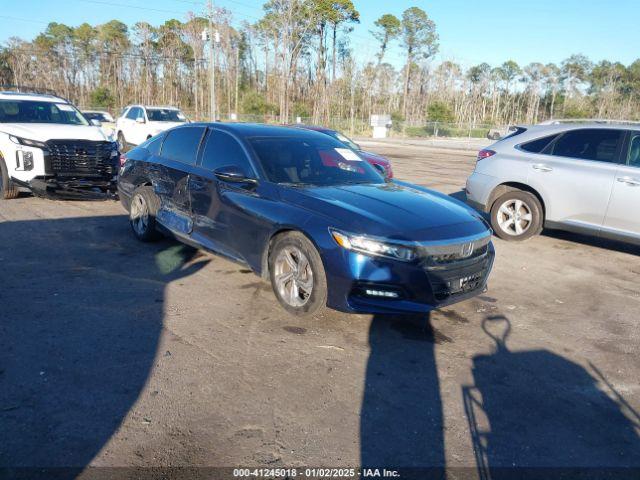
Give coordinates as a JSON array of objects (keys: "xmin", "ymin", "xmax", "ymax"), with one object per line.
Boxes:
[
  {"xmin": 520, "ymin": 134, "xmax": 560, "ymax": 153},
  {"xmin": 551, "ymin": 129, "xmax": 622, "ymax": 163}
]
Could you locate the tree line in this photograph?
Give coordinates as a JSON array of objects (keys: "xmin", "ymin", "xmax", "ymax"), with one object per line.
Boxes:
[{"xmin": 1, "ymin": 0, "xmax": 639, "ymax": 130}]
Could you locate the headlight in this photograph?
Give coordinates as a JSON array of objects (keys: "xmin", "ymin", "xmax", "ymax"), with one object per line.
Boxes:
[
  {"xmin": 9, "ymin": 135, "xmax": 47, "ymax": 149},
  {"xmin": 330, "ymin": 229, "xmax": 417, "ymax": 262}
]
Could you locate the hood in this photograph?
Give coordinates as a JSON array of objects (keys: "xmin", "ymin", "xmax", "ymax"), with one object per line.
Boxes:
[
  {"xmin": 280, "ymin": 182, "xmax": 488, "ymax": 242},
  {"xmin": 0, "ymin": 123, "xmax": 109, "ymax": 142},
  {"xmin": 359, "ymin": 150, "xmax": 390, "ymax": 166}
]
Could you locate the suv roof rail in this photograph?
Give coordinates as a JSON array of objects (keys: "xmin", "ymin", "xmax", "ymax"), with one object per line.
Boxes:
[
  {"xmin": 538, "ymin": 118, "xmax": 640, "ymax": 126},
  {"xmin": 0, "ymin": 84, "xmax": 70, "ymax": 102}
]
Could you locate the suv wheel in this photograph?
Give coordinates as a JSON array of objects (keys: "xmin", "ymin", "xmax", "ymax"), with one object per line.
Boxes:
[
  {"xmin": 0, "ymin": 157, "xmax": 19, "ymax": 200},
  {"xmin": 269, "ymin": 232, "xmax": 327, "ymax": 317},
  {"xmin": 129, "ymin": 186, "xmax": 162, "ymax": 242},
  {"xmin": 490, "ymin": 190, "xmax": 543, "ymax": 241}
]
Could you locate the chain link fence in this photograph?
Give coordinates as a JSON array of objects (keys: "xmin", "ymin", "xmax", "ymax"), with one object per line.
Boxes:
[{"xmin": 82, "ymin": 105, "xmax": 507, "ymax": 141}]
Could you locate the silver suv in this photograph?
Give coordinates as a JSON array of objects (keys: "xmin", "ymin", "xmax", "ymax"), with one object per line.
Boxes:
[{"xmin": 465, "ymin": 123, "xmax": 640, "ymax": 244}]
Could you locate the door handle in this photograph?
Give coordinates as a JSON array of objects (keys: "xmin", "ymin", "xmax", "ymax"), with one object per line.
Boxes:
[
  {"xmin": 532, "ymin": 163, "xmax": 553, "ymax": 172},
  {"xmin": 617, "ymin": 176, "xmax": 640, "ymax": 186}
]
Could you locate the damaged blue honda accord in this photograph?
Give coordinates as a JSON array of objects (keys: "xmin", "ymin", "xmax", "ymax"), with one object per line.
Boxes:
[{"xmin": 118, "ymin": 123, "xmax": 494, "ymax": 316}]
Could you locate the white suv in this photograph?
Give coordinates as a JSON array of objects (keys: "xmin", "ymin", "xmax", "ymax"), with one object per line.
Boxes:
[
  {"xmin": 116, "ymin": 105, "xmax": 188, "ymax": 149},
  {"xmin": 0, "ymin": 90, "xmax": 119, "ymax": 199},
  {"xmin": 466, "ymin": 123, "xmax": 640, "ymax": 245}
]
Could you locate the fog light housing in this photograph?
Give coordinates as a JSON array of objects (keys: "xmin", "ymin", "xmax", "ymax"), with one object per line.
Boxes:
[{"xmin": 16, "ymin": 150, "xmax": 34, "ymax": 171}]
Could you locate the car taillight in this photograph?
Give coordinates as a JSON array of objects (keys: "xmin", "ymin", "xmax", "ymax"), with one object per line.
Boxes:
[
  {"xmin": 119, "ymin": 154, "xmax": 127, "ymax": 167},
  {"xmin": 477, "ymin": 149, "xmax": 496, "ymax": 161}
]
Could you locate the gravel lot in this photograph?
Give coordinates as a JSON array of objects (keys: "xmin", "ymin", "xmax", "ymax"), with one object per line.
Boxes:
[{"xmin": 1, "ymin": 141, "xmax": 639, "ymax": 477}]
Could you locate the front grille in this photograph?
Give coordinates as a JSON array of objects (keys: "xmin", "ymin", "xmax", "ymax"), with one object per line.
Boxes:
[
  {"xmin": 417, "ymin": 235, "xmax": 493, "ymax": 301},
  {"xmin": 418, "ymin": 235, "xmax": 492, "ymax": 268},
  {"xmin": 46, "ymin": 140, "xmax": 117, "ymax": 177}
]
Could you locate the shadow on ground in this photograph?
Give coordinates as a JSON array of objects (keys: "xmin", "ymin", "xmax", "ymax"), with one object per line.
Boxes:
[
  {"xmin": 360, "ymin": 314, "xmax": 445, "ymax": 479},
  {"xmin": 464, "ymin": 315, "xmax": 640, "ymax": 479},
  {"xmin": 0, "ymin": 215, "xmax": 208, "ymax": 476}
]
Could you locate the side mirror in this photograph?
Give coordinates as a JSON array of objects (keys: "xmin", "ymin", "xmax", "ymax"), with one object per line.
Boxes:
[
  {"xmin": 136, "ymin": 117, "xmax": 146, "ymax": 124},
  {"xmin": 214, "ymin": 165, "xmax": 257, "ymax": 184},
  {"xmin": 90, "ymin": 119, "xmax": 102, "ymax": 127},
  {"xmin": 373, "ymin": 163, "xmax": 390, "ymax": 182}
]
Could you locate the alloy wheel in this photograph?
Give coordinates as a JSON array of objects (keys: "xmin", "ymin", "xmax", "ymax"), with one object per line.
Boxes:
[
  {"xmin": 273, "ymin": 246, "xmax": 314, "ymax": 307},
  {"xmin": 496, "ymin": 198, "xmax": 533, "ymax": 236}
]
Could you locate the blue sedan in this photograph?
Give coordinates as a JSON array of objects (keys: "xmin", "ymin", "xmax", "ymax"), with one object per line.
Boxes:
[{"xmin": 117, "ymin": 123, "xmax": 494, "ymax": 316}]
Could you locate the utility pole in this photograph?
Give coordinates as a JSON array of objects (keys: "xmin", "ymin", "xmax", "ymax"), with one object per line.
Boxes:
[{"xmin": 207, "ymin": 0, "xmax": 216, "ymax": 121}]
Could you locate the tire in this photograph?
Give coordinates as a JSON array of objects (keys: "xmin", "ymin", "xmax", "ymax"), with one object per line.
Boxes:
[
  {"xmin": 490, "ymin": 190, "xmax": 543, "ymax": 241},
  {"xmin": 129, "ymin": 186, "xmax": 162, "ymax": 242},
  {"xmin": 117, "ymin": 131, "xmax": 128, "ymax": 152},
  {"xmin": 0, "ymin": 156, "xmax": 20, "ymax": 200},
  {"xmin": 268, "ymin": 231, "xmax": 328, "ymax": 317}
]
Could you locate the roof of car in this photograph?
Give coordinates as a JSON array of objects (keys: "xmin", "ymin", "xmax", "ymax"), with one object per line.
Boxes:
[
  {"xmin": 517, "ymin": 122, "xmax": 640, "ymax": 133},
  {"xmin": 188, "ymin": 122, "xmax": 338, "ymax": 139},
  {"xmin": 0, "ymin": 91, "xmax": 69, "ymax": 103},
  {"xmin": 287, "ymin": 124, "xmax": 335, "ymax": 134},
  {"xmin": 125, "ymin": 104, "xmax": 181, "ymax": 110}
]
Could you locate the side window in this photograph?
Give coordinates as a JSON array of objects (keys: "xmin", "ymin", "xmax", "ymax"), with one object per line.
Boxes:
[
  {"xmin": 551, "ymin": 129, "xmax": 622, "ymax": 163},
  {"xmin": 144, "ymin": 134, "xmax": 164, "ymax": 156},
  {"xmin": 627, "ymin": 133, "xmax": 640, "ymax": 168},
  {"xmin": 160, "ymin": 127, "xmax": 205, "ymax": 165},
  {"xmin": 125, "ymin": 107, "xmax": 138, "ymax": 120},
  {"xmin": 201, "ymin": 130, "xmax": 255, "ymax": 176},
  {"xmin": 519, "ymin": 134, "xmax": 559, "ymax": 153},
  {"xmin": 137, "ymin": 108, "xmax": 146, "ymax": 120}
]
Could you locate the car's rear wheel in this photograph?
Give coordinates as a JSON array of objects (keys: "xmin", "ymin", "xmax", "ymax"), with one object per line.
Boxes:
[
  {"xmin": 490, "ymin": 190, "xmax": 543, "ymax": 241},
  {"xmin": 129, "ymin": 186, "xmax": 162, "ymax": 242},
  {"xmin": 0, "ymin": 156, "xmax": 20, "ymax": 200},
  {"xmin": 269, "ymin": 232, "xmax": 327, "ymax": 317}
]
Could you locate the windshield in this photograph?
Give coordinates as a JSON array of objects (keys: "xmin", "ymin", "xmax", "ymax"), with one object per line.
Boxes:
[
  {"xmin": 331, "ymin": 131, "xmax": 360, "ymax": 151},
  {"xmin": 147, "ymin": 108, "xmax": 186, "ymax": 122},
  {"xmin": 0, "ymin": 100, "xmax": 89, "ymax": 125},
  {"xmin": 84, "ymin": 112, "xmax": 113, "ymax": 123},
  {"xmin": 248, "ymin": 136, "xmax": 384, "ymax": 186}
]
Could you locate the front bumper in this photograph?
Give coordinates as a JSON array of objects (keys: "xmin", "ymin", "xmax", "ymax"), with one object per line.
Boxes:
[
  {"xmin": 324, "ymin": 238, "xmax": 495, "ymax": 314},
  {"xmin": 12, "ymin": 175, "xmax": 118, "ymax": 200}
]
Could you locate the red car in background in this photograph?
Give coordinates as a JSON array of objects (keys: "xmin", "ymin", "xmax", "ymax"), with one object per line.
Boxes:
[{"xmin": 288, "ymin": 125, "xmax": 394, "ymax": 178}]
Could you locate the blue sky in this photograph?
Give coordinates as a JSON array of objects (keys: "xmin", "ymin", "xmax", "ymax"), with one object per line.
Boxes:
[{"xmin": 0, "ymin": 0, "xmax": 637, "ymax": 69}]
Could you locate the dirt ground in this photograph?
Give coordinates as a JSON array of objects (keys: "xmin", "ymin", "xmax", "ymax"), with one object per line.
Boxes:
[{"xmin": 1, "ymin": 142, "xmax": 639, "ymax": 478}]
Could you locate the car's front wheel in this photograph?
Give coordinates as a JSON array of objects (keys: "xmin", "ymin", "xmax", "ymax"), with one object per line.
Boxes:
[
  {"xmin": 490, "ymin": 190, "xmax": 543, "ymax": 241},
  {"xmin": 129, "ymin": 186, "xmax": 162, "ymax": 242},
  {"xmin": 269, "ymin": 232, "xmax": 327, "ymax": 317}
]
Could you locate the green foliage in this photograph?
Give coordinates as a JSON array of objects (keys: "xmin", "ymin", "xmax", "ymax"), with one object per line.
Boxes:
[
  {"xmin": 372, "ymin": 13, "xmax": 401, "ymax": 63},
  {"xmin": 427, "ymin": 101, "xmax": 454, "ymax": 122},
  {"xmin": 241, "ymin": 91, "xmax": 278, "ymax": 115},
  {"xmin": 89, "ymin": 87, "xmax": 115, "ymax": 109},
  {"xmin": 401, "ymin": 7, "xmax": 438, "ymax": 60},
  {"xmin": 563, "ymin": 102, "xmax": 594, "ymax": 119},
  {"xmin": 292, "ymin": 102, "xmax": 310, "ymax": 117}
]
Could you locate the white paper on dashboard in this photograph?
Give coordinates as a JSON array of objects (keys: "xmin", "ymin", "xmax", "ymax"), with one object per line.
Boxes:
[{"xmin": 334, "ymin": 148, "xmax": 362, "ymax": 161}]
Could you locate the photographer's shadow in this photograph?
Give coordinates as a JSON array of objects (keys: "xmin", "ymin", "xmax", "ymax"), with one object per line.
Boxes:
[
  {"xmin": 0, "ymin": 215, "xmax": 208, "ymax": 474},
  {"xmin": 464, "ymin": 315, "xmax": 640, "ymax": 479},
  {"xmin": 360, "ymin": 314, "xmax": 445, "ymax": 478}
]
